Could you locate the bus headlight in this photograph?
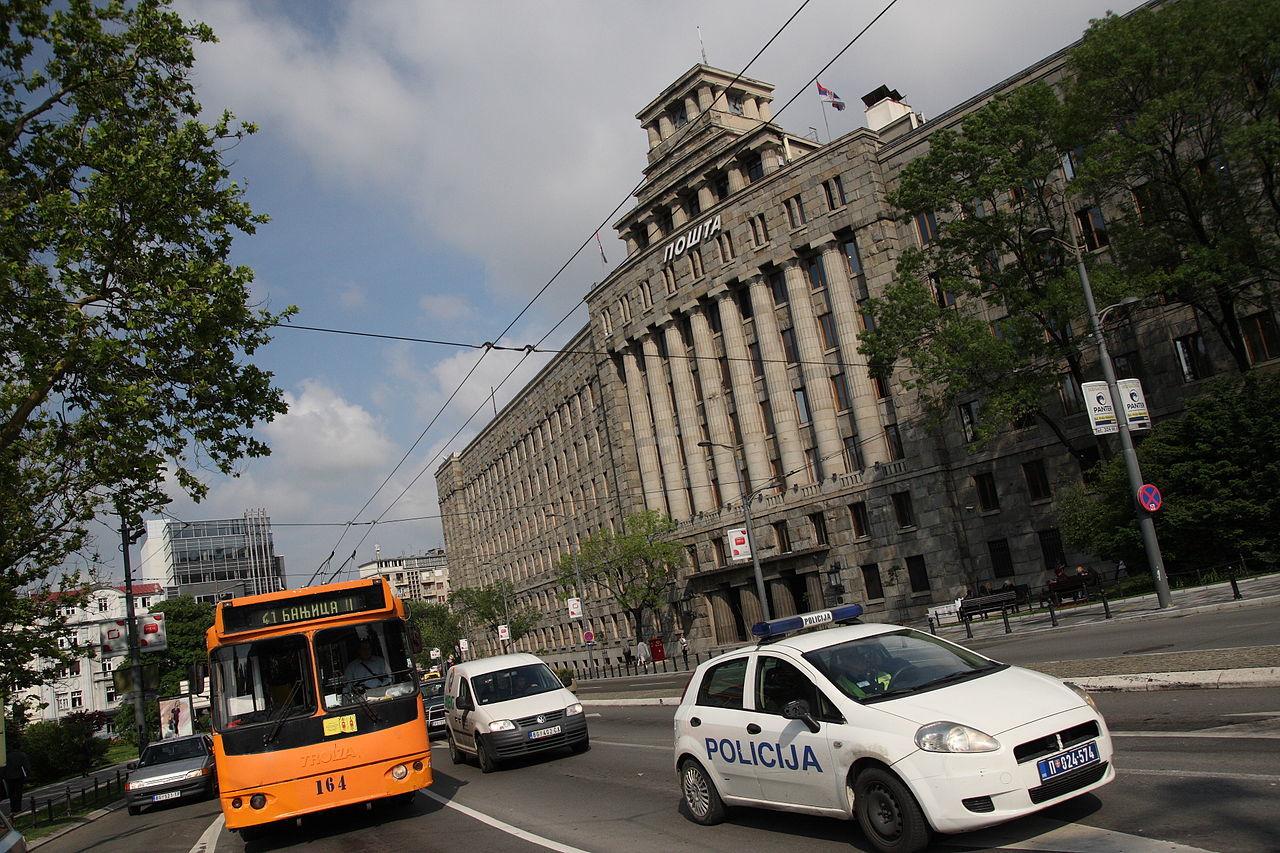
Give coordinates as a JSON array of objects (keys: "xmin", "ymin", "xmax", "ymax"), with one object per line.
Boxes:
[
  {"xmin": 488, "ymin": 719, "xmax": 516, "ymax": 732},
  {"xmin": 391, "ymin": 764, "xmax": 409, "ymax": 780}
]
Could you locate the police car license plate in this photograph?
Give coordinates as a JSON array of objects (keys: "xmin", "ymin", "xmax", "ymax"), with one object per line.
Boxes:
[
  {"xmin": 1037, "ymin": 741, "xmax": 1099, "ymax": 781},
  {"xmin": 152, "ymin": 790, "xmax": 182, "ymax": 802},
  {"xmin": 528, "ymin": 725, "xmax": 561, "ymax": 740}
]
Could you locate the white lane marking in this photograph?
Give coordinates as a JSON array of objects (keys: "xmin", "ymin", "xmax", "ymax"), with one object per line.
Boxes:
[
  {"xmin": 1113, "ymin": 730, "xmax": 1280, "ymax": 739},
  {"xmin": 188, "ymin": 813, "xmax": 225, "ymax": 853},
  {"xmin": 1120, "ymin": 768, "xmax": 1280, "ymax": 783},
  {"xmin": 590, "ymin": 739, "xmax": 668, "ymax": 751},
  {"xmin": 420, "ymin": 788, "xmax": 592, "ymax": 853},
  {"xmin": 950, "ymin": 814, "xmax": 1218, "ymax": 852}
]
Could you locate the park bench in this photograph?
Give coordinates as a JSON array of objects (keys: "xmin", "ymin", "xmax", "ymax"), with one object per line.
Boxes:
[{"xmin": 1038, "ymin": 574, "xmax": 1101, "ymax": 607}]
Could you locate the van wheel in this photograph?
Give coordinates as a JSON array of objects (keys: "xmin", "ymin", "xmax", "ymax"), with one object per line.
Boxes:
[
  {"xmin": 447, "ymin": 731, "xmax": 466, "ymax": 766},
  {"xmin": 679, "ymin": 758, "xmax": 725, "ymax": 825},
  {"xmin": 476, "ymin": 736, "xmax": 499, "ymax": 773},
  {"xmin": 853, "ymin": 767, "xmax": 931, "ymax": 853}
]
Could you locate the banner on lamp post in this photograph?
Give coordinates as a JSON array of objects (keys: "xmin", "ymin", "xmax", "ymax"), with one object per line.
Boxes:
[
  {"xmin": 1082, "ymin": 381, "xmax": 1118, "ymax": 436},
  {"xmin": 567, "ymin": 597, "xmax": 582, "ymax": 619},
  {"xmin": 1117, "ymin": 378, "xmax": 1151, "ymax": 430},
  {"xmin": 727, "ymin": 527, "xmax": 751, "ymax": 561}
]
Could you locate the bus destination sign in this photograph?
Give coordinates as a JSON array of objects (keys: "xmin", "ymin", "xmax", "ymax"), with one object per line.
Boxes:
[{"xmin": 222, "ymin": 585, "xmax": 387, "ymax": 634}]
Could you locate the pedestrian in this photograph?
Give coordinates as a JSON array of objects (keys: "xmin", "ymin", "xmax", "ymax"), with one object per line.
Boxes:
[
  {"xmin": 3, "ymin": 741, "xmax": 32, "ymax": 813},
  {"xmin": 678, "ymin": 633, "xmax": 690, "ymax": 669}
]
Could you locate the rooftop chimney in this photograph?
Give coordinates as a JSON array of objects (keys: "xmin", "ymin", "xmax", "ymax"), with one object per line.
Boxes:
[{"xmin": 862, "ymin": 85, "xmax": 922, "ymax": 138}]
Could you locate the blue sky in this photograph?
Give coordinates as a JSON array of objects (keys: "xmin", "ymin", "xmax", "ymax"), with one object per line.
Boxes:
[{"xmin": 104, "ymin": 0, "xmax": 1147, "ymax": 589}]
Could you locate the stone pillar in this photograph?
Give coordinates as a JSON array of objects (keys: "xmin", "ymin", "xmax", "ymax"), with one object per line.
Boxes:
[
  {"xmin": 658, "ymin": 114, "xmax": 674, "ymax": 139},
  {"xmin": 738, "ymin": 584, "xmax": 764, "ymax": 630},
  {"xmin": 758, "ymin": 100, "xmax": 773, "ymax": 122},
  {"xmin": 645, "ymin": 123, "xmax": 661, "ymax": 149},
  {"xmin": 748, "ymin": 277, "xmax": 806, "ymax": 485},
  {"xmin": 664, "ymin": 322, "xmax": 714, "ymax": 514},
  {"xmin": 716, "ymin": 287, "xmax": 770, "ymax": 496},
  {"xmin": 621, "ymin": 347, "xmax": 665, "ymax": 512},
  {"xmin": 727, "ymin": 164, "xmax": 747, "ymax": 193},
  {"xmin": 821, "ymin": 241, "xmax": 887, "ymax": 465},
  {"xmin": 696, "ymin": 182, "xmax": 716, "ymax": 213},
  {"xmin": 708, "ymin": 590, "xmax": 739, "ymax": 645},
  {"xmin": 696, "ymin": 84, "xmax": 714, "ymax": 112},
  {"xmin": 688, "ymin": 305, "xmax": 737, "ymax": 506},
  {"xmin": 783, "ymin": 260, "xmax": 847, "ymax": 478},
  {"xmin": 642, "ymin": 333, "xmax": 692, "ymax": 519},
  {"xmin": 768, "ymin": 578, "xmax": 797, "ymax": 618},
  {"xmin": 804, "ymin": 572, "xmax": 824, "ymax": 613},
  {"xmin": 743, "ymin": 97, "xmax": 760, "ymax": 120}
]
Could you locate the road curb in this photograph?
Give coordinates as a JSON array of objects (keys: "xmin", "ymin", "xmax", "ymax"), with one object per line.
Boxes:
[
  {"xmin": 26, "ymin": 800, "xmax": 123, "ymax": 850},
  {"xmin": 1067, "ymin": 667, "xmax": 1280, "ymax": 692}
]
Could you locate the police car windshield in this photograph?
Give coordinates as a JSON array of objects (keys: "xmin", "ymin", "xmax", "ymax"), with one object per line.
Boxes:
[{"xmin": 803, "ymin": 629, "xmax": 1000, "ymax": 702}]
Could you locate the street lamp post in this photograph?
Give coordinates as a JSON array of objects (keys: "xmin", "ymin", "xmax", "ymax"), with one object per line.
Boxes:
[
  {"xmin": 698, "ymin": 440, "xmax": 776, "ymax": 622},
  {"xmin": 547, "ymin": 511, "xmax": 597, "ymax": 678},
  {"xmin": 1030, "ymin": 227, "xmax": 1173, "ymax": 608}
]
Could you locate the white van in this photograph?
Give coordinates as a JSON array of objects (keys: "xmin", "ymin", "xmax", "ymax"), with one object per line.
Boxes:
[{"xmin": 443, "ymin": 652, "xmax": 589, "ymax": 772}]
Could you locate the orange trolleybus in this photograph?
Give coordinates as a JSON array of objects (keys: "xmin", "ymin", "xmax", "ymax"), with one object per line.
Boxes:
[{"xmin": 205, "ymin": 576, "xmax": 432, "ymax": 834}]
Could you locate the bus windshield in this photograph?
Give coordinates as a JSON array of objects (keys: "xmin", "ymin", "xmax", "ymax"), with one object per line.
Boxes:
[
  {"xmin": 210, "ymin": 634, "xmax": 317, "ymax": 730},
  {"xmin": 315, "ymin": 619, "xmax": 417, "ymax": 710}
]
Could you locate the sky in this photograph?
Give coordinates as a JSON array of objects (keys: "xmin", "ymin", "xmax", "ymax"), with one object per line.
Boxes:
[{"xmin": 101, "ymin": 0, "xmax": 1149, "ymax": 591}]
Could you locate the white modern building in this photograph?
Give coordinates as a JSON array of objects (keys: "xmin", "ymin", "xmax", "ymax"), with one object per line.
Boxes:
[{"xmin": 139, "ymin": 508, "xmax": 284, "ymax": 602}]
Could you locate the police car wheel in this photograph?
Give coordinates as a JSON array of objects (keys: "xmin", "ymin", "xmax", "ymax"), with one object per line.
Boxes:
[
  {"xmin": 679, "ymin": 758, "xmax": 726, "ymax": 825},
  {"xmin": 854, "ymin": 767, "xmax": 931, "ymax": 853}
]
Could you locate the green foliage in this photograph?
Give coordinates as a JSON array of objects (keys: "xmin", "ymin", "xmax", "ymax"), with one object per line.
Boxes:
[
  {"xmin": 1058, "ymin": 372, "xmax": 1280, "ymax": 572},
  {"xmin": 112, "ymin": 699, "xmax": 159, "ymax": 750},
  {"xmin": 1066, "ymin": 0, "xmax": 1280, "ymax": 372},
  {"xmin": 554, "ymin": 511, "xmax": 684, "ymax": 642},
  {"xmin": 21, "ymin": 710, "xmax": 112, "ymax": 783},
  {"xmin": 1, "ymin": 0, "xmax": 296, "ymax": 691},
  {"xmin": 449, "ymin": 580, "xmax": 539, "ymax": 643},
  {"xmin": 405, "ymin": 601, "xmax": 463, "ymax": 667}
]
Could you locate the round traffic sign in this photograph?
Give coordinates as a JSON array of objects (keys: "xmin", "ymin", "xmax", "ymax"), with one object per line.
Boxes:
[
  {"xmin": 1138, "ymin": 483, "xmax": 1162, "ymax": 512},
  {"xmin": 582, "ymin": 630, "xmax": 595, "ymax": 644}
]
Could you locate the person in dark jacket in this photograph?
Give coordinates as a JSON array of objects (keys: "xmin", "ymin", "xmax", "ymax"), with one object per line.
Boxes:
[{"xmin": 3, "ymin": 742, "xmax": 32, "ymax": 812}]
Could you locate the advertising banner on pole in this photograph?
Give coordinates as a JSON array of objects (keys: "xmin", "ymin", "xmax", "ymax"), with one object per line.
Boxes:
[
  {"xmin": 497, "ymin": 624, "xmax": 510, "ymax": 641},
  {"xmin": 158, "ymin": 695, "xmax": 194, "ymax": 740},
  {"xmin": 727, "ymin": 527, "xmax": 751, "ymax": 561},
  {"xmin": 1082, "ymin": 381, "xmax": 1118, "ymax": 435},
  {"xmin": 1117, "ymin": 378, "xmax": 1151, "ymax": 430},
  {"xmin": 567, "ymin": 597, "xmax": 582, "ymax": 618}
]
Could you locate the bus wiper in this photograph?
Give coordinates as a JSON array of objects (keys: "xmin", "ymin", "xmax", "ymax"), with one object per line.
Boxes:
[
  {"xmin": 263, "ymin": 681, "xmax": 303, "ymax": 745},
  {"xmin": 351, "ymin": 685, "xmax": 381, "ymax": 722}
]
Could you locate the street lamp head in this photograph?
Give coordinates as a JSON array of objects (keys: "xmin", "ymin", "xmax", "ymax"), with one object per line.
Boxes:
[
  {"xmin": 1028, "ymin": 227, "xmax": 1057, "ymax": 245},
  {"xmin": 696, "ymin": 440, "xmax": 714, "ymax": 448}
]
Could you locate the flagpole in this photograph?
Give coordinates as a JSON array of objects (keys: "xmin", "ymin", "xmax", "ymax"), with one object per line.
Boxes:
[{"xmin": 821, "ymin": 99, "xmax": 832, "ymax": 144}]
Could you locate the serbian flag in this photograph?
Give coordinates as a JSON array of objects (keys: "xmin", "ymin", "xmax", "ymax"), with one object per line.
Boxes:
[{"xmin": 816, "ymin": 82, "xmax": 846, "ymax": 111}]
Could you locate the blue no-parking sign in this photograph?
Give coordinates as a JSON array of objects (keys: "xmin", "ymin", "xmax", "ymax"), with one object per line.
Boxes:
[{"xmin": 1138, "ymin": 483, "xmax": 1162, "ymax": 512}]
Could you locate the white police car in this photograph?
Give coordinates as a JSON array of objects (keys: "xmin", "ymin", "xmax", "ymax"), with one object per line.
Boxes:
[{"xmin": 674, "ymin": 605, "xmax": 1114, "ymax": 853}]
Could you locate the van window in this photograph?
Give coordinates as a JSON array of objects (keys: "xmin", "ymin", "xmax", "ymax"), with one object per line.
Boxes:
[{"xmin": 470, "ymin": 663, "xmax": 561, "ymax": 705}]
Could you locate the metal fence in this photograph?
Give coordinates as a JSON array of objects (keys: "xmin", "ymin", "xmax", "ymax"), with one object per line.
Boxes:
[{"xmin": 11, "ymin": 768, "xmax": 127, "ymax": 831}]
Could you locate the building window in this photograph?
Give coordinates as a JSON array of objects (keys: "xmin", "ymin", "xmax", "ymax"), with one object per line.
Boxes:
[
  {"xmin": 823, "ymin": 175, "xmax": 847, "ymax": 210},
  {"xmin": 742, "ymin": 152, "xmax": 764, "ymax": 184},
  {"xmin": 905, "ymin": 554, "xmax": 931, "ymax": 593},
  {"xmin": 689, "ymin": 248, "xmax": 704, "ymax": 278},
  {"xmin": 781, "ymin": 328, "xmax": 799, "ymax": 364},
  {"xmin": 930, "ymin": 273, "xmax": 957, "ymax": 308},
  {"xmin": 913, "ymin": 210, "xmax": 939, "ymax": 246},
  {"xmin": 662, "ymin": 265, "xmax": 677, "ymax": 295},
  {"xmin": 772, "ymin": 521, "xmax": 791, "ymax": 554},
  {"xmin": 973, "ymin": 472, "xmax": 1000, "ymax": 511},
  {"xmin": 711, "ymin": 170, "xmax": 730, "ymax": 201},
  {"xmin": 804, "ymin": 447, "xmax": 820, "ymax": 482},
  {"xmin": 712, "ymin": 536, "xmax": 727, "ymax": 567},
  {"xmin": 717, "ymin": 231, "xmax": 735, "ymax": 262},
  {"xmin": 1022, "ymin": 459, "xmax": 1052, "ymax": 501},
  {"xmin": 1037, "ymin": 528, "xmax": 1066, "ymax": 572},
  {"xmin": 1241, "ymin": 311, "xmax": 1280, "ymax": 365},
  {"xmin": 618, "ymin": 294, "xmax": 632, "ymax": 321},
  {"xmin": 670, "ymin": 102, "xmax": 688, "ymax": 128},
  {"xmin": 1059, "ymin": 373, "xmax": 1084, "ymax": 415},
  {"xmin": 859, "ymin": 298, "xmax": 877, "ymax": 332},
  {"xmin": 830, "ymin": 373, "xmax": 852, "ymax": 411},
  {"xmin": 1075, "ymin": 206, "xmax": 1110, "ymax": 250},
  {"xmin": 1173, "ymin": 333, "xmax": 1210, "ymax": 382},
  {"xmin": 71, "ymin": 691, "xmax": 83, "ymax": 709},
  {"xmin": 809, "ymin": 513, "xmax": 828, "ymax": 546},
  {"xmin": 842, "ymin": 236, "xmax": 867, "ymax": 296},
  {"xmin": 891, "ymin": 491, "xmax": 915, "ymax": 528},
  {"xmin": 988, "ymin": 538, "xmax": 1015, "ymax": 578},
  {"xmin": 861, "ymin": 563, "xmax": 884, "ymax": 600},
  {"xmin": 805, "ymin": 254, "xmax": 827, "ymax": 290},
  {"xmin": 97, "ymin": 598, "xmax": 109, "ymax": 612},
  {"xmin": 843, "ymin": 435, "xmax": 864, "ymax": 471},
  {"xmin": 749, "ymin": 341, "xmax": 764, "ymax": 378},
  {"xmin": 818, "ymin": 312, "xmax": 840, "ymax": 350},
  {"xmin": 793, "ymin": 386, "xmax": 811, "ymax": 423},
  {"xmin": 767, "ymin": 268, "xmax": 787, "ymax": 304},
  {"xmin": 885, "ymin": 423, "xmax": 905, "ymax": 460},
  {"xmin": 1112, "ymin": 350, "xmax": 1143, "ymax": 383},
  {"xmin": 784, "ymin": 194, "xmax": 806, "ymax": 229},
  {"xmin": 727, "ymin": 93, "xmax": 744, "ymax": 115},
  {"xmin": 958, "ymin": 400, "xmax": 980, "ymax": 443},
  {"xmin": 749, "ymin": 213, "xmax": 770, "ymax": 247},
  {"xmin": 681, "ymin": 189, "xmax": 701, "ymax": 219},
  {"xmin": 848, "ymin": 502, "xmax": 870, "ymax": 538},
  {"xmin": 640, "ymin": 280, "xmax": 653, "ymax": 309},
  {"xmin": 656, "ymin": 206, "xmax": 674, "ymax": 236}
]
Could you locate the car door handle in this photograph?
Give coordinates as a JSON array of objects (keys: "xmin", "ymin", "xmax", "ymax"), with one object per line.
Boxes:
[
  {"xmin": 746, "ymin": 723, "xmax": 761, "ymax": 735},
  {"xmin": 690, "ymin": 716, "xmax": 701, "ymax": 727}
]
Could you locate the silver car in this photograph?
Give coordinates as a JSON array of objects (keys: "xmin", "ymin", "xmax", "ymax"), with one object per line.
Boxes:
[{"xmin": 124, "ymin": 734, "xmax": 217, "ymax": 815}]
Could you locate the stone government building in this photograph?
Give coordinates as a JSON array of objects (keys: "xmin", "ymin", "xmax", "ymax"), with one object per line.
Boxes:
[{"xmin": 435, "ymin": 39, "xmax": 1275, "ymax": 664}]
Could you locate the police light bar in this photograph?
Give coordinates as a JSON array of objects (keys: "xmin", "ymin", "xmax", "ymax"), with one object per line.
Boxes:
[{"xmin": 751, "ymin": 604, "xmax": 864, "ymax": 639}]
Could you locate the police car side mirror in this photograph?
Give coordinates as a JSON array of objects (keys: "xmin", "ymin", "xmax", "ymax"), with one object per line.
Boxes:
[{"xmin": 782, "ymin": 699, "xmax": 821, "ymax": 734}]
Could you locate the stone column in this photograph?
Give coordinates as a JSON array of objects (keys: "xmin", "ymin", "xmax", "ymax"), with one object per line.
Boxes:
[
  {"xmin": 657, "ymin": 114, "xmax": 674, "ymax": 139},
  {"xmin": 642, "ymin": 333, "xmax": 692, "ymax": 519},
  {"xmin": 738, "ymin": 584, "xmax": 764, "ymax": 630},
  {"xmin": 768, "ymin": 578, "xmax": 797, "ymax": 618},
  {"xmin": 688, "ymin": 305, "xmax": 737, "ymax": 506},
  {"xmin": 645, "ymin": 123, "xmax": 661, "ymax": 149},
  {"xmin": 716, "ymin": 287, "xmax": 770, "ymax": 496},
  {"xmin": 708, "ymin": 590, "xmax": 738, "ymax": 645},
  {"xmin": 663, "ymin": 322, "xmax": 714, "ymax": 514},
  {"xmin": 783, "ymin": 260, "xmax": 846, "ymax": 478},
  {"xmin": 821, "ymin": 241, "xmax": 887, "ymax": 465},
  {"xmin": 621, "ymin": 346, "xmax": 665, "ymax": 513},
  {"xmin": 748, "ymin": 277, "xmax": 806, "ymax": 484}
]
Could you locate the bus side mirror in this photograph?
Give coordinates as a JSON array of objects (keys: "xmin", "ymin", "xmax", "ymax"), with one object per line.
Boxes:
[{"xmin": 409, "ymin": 626, "xmax": 423, "ymax": 655}]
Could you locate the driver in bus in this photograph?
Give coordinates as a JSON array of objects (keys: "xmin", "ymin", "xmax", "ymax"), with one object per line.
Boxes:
[{"xmin": 344, "ymin": 639, "xmax": 391, "ymax": 691}]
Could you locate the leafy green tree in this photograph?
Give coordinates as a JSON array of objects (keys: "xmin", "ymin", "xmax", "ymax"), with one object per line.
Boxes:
[
  {"xmin": 405, "ymin": 601, "xmax": 462, "ymax": 668},
  {"xmin": 450, "ymin": 580, "xmax": 539, "ymax": 645},
  {"xmin": 21, "ymin": 710, "xmax": 112, "ymax": 782},
  {"xmin": 146, "ymin": 595, "xmax": 214, "ymax": 696},
  {"xmin": 1065, "ymin": 0, "xmax": 1280, "ymax": 372},
  {"xmin": 862, "ymin": 82, "xmax": 1124, "ymax": 461},
  {"xmin": 554, "ymin": 511, "xmax": 684, "ymax": 643},
  {"xmin": 1058, "ymin": 371, "xmax": 1280, "ymax": 574},
  {"xmin": 1, "ymin": 1, "xmax": 295, "ymax": 692}
]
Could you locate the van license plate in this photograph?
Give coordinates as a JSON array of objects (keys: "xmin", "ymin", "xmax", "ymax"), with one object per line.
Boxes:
[
  {"xmin": 1037, "ymin": 741, "xmax": 1099, "ymax": 781},
  {"xmin": 528, "ymin": 725, "xmax": 561, "ymax": 740},
  {"xmin": 152, "ymin": 791, "xmax": 181, "ymax": 802}
]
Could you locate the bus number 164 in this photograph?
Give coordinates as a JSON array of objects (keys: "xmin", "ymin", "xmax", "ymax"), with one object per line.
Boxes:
[{"xmin": 315, "ymin": 776, "xmax": 347, "ymax": 795}]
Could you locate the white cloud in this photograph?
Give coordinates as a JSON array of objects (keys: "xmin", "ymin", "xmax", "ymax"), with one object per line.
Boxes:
[{"xmin": 418, "ymin": 293, "xmax": 469, "ymax": 323}]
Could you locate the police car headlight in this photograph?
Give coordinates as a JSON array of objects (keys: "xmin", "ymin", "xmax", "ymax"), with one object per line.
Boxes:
[
  {"xmin": 915, "ymin": 721, "xmax": 999, "ymax": 753},
  {"xmin": 488, "ymin": 719, "xmax": 516, "ymax": 733},
  {"xmin": 1064, "ymin": 681, "xmax": 1100, "ymax": 713},
  {"xmin": 565, "ymin": 703, "xmax": 583, "ymax": 716}
]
